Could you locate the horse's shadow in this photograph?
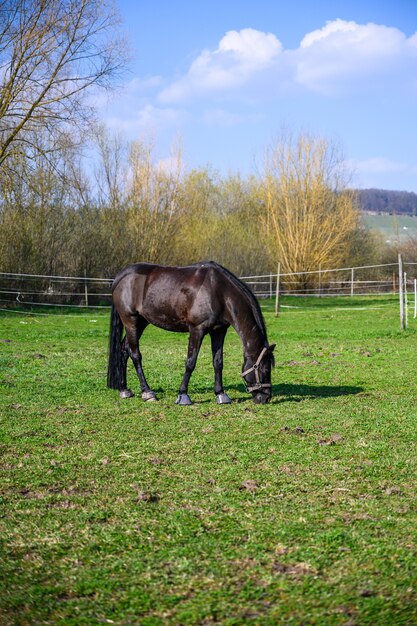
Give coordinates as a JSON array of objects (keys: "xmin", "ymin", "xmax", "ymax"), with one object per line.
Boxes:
[
  {"xmin": 152, "ymin": 383, "xmax": 364, "ymax": 404},
  {"xmin": 223, "ymin": 382, "xmax": 364, "ymax": 404},
  {"xmin": 272, "ymin": 382, "xmax": 364, "ymax": 403}
]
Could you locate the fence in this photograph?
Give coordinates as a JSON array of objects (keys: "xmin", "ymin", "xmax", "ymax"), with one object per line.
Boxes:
[
  {"xmin": 0, "ymin": 272, "xmax": 112, "ymax": 309},
  {"xmin": 1, "ymin": 257, "xmax": 416, "ymax": 328},
  {"xmin": 242, "ymin": 257, "xmax": 417, "ymax": 329},
  {"xmin": 241, "ymin": 262, "xmax": 411, "ymax": 298}
]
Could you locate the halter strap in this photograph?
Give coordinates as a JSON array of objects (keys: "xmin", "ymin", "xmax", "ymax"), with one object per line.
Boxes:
[{"xmin": 241, "ymin": 346, "xmax": 272, "ymax": 393}]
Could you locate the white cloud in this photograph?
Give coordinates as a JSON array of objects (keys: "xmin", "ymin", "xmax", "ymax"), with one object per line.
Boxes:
[
  {"xmin": 158, "ymin": 28, "xmax": 282, "ymax": 103},
  {"xmin": 218, "ymin": 28, "xmax": 282, "ymax": 64},
  {"xmin": 296, "ymin": 19, "xmax": 409, "ymax": 93},
  {"xmin": 300, "ymin": 19, "xmax": 359, "ymax": 48},
  {"xmin": 156, "ymin": 21, "xmax": 417, "ymax": 103}
]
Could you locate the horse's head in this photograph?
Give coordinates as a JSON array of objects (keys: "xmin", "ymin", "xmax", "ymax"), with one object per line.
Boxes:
[{"xmin": 242, "ymin": 344, "xmax": 275, "ymax": 404}]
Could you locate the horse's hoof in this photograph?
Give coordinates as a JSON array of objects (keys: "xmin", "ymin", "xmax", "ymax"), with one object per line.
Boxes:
[
  {"xmin": 142, "ymin": 390, "xmax": 157, "ymax": 401},
  {"xmin": 120, "ymin": 389, "xmax": 134, "ymax": 399},
  {"xmin": 216, "ymin": 392, "xmax": 232, "ymax": 404},
  {"xmin": 175, "ymin": 393, "xmax": 193, "ymax": 405}
]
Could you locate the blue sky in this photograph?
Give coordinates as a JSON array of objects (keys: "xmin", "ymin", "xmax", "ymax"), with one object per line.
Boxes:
[{"xmin": 98, "ymin": 0, "xmax": 417, "ymax": 192}]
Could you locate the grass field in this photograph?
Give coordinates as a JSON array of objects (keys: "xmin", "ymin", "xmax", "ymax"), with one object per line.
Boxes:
[
  {"xmin": 363, "ymin": 213, "xmax": 417, "ymax": 243},
  {"xmin": 1, "ymin": 297, "xmax": 417, "ymax": 625}
]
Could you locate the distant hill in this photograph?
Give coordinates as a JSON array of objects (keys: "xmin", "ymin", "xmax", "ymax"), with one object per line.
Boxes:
[
  {"xmin": 362, "ymin": 213, "xmax": 417, "ymax": 242},
  {"xmin": 357, "ymin": 189, "xmax": 417, "ymax": 216}
]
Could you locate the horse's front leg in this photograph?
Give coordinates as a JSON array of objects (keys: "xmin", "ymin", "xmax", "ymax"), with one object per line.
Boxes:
[
  {"xmin": 210, "ymin": 326, "xmax": 232, "ymax": 404},
  {"xmin": 176, "ymin": 328, "xmax": 204, "ymax": 405}
]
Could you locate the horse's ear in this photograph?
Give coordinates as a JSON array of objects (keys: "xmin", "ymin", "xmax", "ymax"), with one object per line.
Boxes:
[{"xmin": 269, "ymin": 343, "xmax": 276, "ymax": 352}]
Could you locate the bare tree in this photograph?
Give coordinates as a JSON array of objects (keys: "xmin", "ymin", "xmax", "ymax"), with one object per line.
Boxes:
[
  {"xmin": 94, "ymin": 123, "xmax": 128, "ymax": 210},
  {"xmin": 125, "ymin": 138, "xmax": 184, "ymax": 264},
  {"xmin": 0, "ymin": 0, "xmax": 128, "ymax": 176},
  {"xmin": 261, "ymin": 131, "xmax": 359, "ymax": 288}
]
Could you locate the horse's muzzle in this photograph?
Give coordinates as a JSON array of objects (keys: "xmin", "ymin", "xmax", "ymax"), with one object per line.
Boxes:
[{"xmin": 253, "ymin": 391, "xmax": 271, "ymax": 404}]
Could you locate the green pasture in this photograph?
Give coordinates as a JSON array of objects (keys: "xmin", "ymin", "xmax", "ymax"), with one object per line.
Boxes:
[
  {"xmin": 363, "ymin": 212, "xmax": 417, "ymax": 242},
  {"xmin": 1, "ymin": 297, "xmax": 417, "ymax": 625}
]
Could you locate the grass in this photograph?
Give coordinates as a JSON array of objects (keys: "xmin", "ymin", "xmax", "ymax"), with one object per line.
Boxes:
[
  {"xmin": 1, "ymin": 297, "xmax": 417, "ymax": 625},
  {"xmin": 363, "ymin": 212, "xmax": 417, "ymax": 242}
]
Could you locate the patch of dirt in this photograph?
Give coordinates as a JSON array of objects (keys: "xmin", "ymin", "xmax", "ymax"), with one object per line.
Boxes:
[
  {"xmin": 383, "ymin": 486, "xmax": 403, "ymax": 496},
  {"xmin": 49, "ymin": 500, "xmax": 78, "ymax": 509},
  {"xmin": 318, "ymin": 433, "xmax": 343, "ymax": 445},
  {"xmin": 148, "ymin": 456, "xmax": 165, "ymax": 465},
  {"xmin": 281, "ymin": 426, "xmax": 305, "ymax": 435},
  {"xmin": 272, "ymin": 560, "xmax": 317, "ymax": 579},
  {"xmin": 239, "ymin": 479, "xmax": 259, "ymax": 493},
  {"xmin": 284, "ymin": 359, "xmax": 322, "ymax": 366},
  {"xmin": 135, "ymin": 491, "xmax": 160, "ymax": 503}
]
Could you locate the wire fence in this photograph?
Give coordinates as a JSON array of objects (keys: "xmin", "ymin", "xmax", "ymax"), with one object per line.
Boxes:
[
  {"xmin": 241, "ymin": 262, "xmax": 416, "ymax": 298},
  {"xmin": 1, "ymin": 260, "xmax": 417, "ymax": 327},
  {"xmin": 0, "ymin": 272, "xmax": 112, "ymax": 309}
]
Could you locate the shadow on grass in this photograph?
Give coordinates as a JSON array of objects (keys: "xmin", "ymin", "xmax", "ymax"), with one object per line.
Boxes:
[
  {"xmin": 146, "ymin": 383, "xmax": 364, "ymax": 405},
  {"xmin": 217, "ymin": 382, "xmax": 364, "ymax": 404},
  {"xmin": 271, "ymin": 382, "xmax": 364, "ymax": 403}
]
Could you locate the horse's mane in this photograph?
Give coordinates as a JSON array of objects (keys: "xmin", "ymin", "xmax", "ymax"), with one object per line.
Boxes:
[{"xmin": 204, "ymin": 261, "xmax": 268, "ymax": 342}]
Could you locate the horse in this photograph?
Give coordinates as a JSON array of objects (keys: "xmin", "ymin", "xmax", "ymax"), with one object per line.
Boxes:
[{"xmin": 107, "ymin": 261, "xmax": 275, "ymax": 405}]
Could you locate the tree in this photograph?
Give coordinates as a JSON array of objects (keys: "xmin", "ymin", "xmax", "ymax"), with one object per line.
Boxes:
[
  {"xmin": 0, "ymin": 146, "xmax": 73, "ymax": 274},
  {"xmin": 173, "ymin": 167, "xmax": 220, "ymax": 265},
  {"xmin": 125, "ymin": 138, "xmax": 184, "ymax": 266},
  {"xmin": 0, "ymin": 0, "xmax": 127, "ymax": 179},
  {"xmin": 260, "ymin": 131, "xmax": 359, "ymax": 288}
]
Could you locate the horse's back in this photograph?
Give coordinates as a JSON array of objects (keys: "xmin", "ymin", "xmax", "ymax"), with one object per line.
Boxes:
[
  {"xmin": 112, "ymin": 262, "xmax": 230, "ymax": 331},
  {"xmin": 112, "ymin": 262, "xmax": 156, "ymax": 291},
  {"xmin": 143, "ymin": 262, "xmax": 226, "ymax": 330}
]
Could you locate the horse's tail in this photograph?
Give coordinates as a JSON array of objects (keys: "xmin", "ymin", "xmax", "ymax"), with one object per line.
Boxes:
[{"xmin": 107, "ymin": 304, "xmax": 124, "ymax": 389}]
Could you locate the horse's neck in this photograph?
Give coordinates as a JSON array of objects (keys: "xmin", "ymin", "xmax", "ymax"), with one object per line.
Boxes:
[
  {"xmin": 241, "ymin": 324, "xmax": 265, "ymax": 360},
  {"xmin": 226, "ymin": 290, "xmax": 265, "ymax": 358}
]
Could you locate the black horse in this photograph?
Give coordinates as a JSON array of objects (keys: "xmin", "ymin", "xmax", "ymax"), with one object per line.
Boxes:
[{"xmin": 107, "ymin": 261, "xmax": 275, "ymax": 405}]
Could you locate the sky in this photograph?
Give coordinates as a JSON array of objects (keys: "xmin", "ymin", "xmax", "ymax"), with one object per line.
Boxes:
[{"xmin": 97, "ymin": 0, "xmax": 417, "ymax": 192}]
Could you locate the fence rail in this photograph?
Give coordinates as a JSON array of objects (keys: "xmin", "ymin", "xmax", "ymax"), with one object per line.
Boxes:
[
  {"xmin": 241, "ymin": 262, "xmax": 415, "ymax": 298},
  {"xmin": 0, "ymin": 272, "xmax": 113, "ymax": 309},
  {"xmin": 0, "ymin": 258, "xmax": 416, "ymax": 328}
]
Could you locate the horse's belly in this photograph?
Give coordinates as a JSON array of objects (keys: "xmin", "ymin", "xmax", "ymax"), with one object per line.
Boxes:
[
  {"xmin": 149, "ymin": 316, "xmax": 189, "ymax": 333},
  {"xmin": 139, "ymin": 301, "xmax": 190, "ymax": 332}
]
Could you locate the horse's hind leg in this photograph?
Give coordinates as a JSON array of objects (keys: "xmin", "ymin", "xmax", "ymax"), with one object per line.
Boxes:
[
  {"xmin": 210, "ymin": 326, "xmax": 232, "ymax": 404},
  {"xmin": 119, "ymin": 336, "xmax": 134, "ymax": 398},
  {"xmin": 122, "ymin": 316, "xmax": 156, "ymax": 401},
  {"xmin": 176, "ymin": 327, "xmax": 204, "ymax": 405}
]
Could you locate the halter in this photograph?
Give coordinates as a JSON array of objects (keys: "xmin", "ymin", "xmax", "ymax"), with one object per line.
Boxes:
[{"xmin": 241, "ymin": 346, "xmax": 272, "ymax": 393}]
